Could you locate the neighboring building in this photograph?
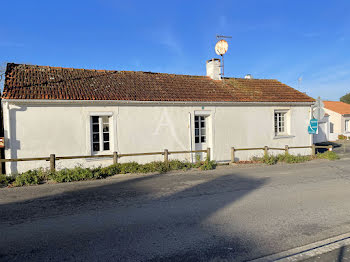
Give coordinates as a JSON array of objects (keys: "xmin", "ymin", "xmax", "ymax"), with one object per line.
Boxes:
[
  {"xmin": 2, "ymin": 60, "xmax": 315, "ymax": 174},
  {"xmin": 324, "ymin": 101, "xmax": 350, "ymax": 141}
]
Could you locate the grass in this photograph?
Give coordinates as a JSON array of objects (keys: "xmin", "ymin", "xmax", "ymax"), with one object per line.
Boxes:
[{"xmin": 1, "ymin": 159, "xmax": 217, "ymax": 187}]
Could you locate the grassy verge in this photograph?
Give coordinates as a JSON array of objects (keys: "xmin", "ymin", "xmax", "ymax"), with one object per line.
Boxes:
[
  {"xmin": 251, "ymin": 151, "xmax": 340, "ymax": 165},
  {"xmin": 0, "ymin": 159, "xmax": 217, "ymax": 188}
]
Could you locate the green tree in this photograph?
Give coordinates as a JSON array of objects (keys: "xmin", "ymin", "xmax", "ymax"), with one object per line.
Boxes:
[{"xmin": 340, "ymin": 93, "xmax": 350, "ymax": 104}]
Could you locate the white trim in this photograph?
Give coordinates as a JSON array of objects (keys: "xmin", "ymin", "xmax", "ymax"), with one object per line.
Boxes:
[
  {"xmin": 2, "ymin": 99, "xmax": 315, "ymax": 107},
  {"xmin": 194, "ymin": 110, "xmax": 211, "ymax": 116},
  {"xmin": 89, "ymin": 111, "xmax": 113, "ymax": 116},
  {"xmin": 273, "ymin": 135, "xmax": 295, "ymax": 139}
]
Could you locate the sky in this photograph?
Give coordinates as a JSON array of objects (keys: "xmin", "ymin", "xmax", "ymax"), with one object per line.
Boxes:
[{"xmin": 1, "ymin": 0, "xmax": 350, "ymax": 100}]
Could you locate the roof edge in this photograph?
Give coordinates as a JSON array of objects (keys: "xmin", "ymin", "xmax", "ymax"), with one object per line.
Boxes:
[{"xmin": 2, "ymin": 99, "xmax": 315, "ymax": 106}]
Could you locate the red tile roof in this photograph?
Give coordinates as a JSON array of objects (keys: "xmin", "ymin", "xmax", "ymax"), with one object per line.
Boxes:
[
  {"xmin": 324, "ymin": 101, "xmax": 350, "ymax": 115},
  {"xmin": 2, "ymin": 63, "xmax": 315, "ymax": 103}
]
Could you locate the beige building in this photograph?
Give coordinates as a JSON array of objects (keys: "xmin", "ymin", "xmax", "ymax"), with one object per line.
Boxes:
[{"xmin": 324, "ymin": 101, "xmax": 350, "ymax": 140}]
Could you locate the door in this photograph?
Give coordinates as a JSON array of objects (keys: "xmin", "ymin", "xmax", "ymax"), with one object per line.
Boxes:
[{"xmin": 194, "ymin": 115, "xmax": 208, "ymax": 160}]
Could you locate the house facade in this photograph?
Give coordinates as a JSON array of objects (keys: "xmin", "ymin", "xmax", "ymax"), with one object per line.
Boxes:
[
  {"xmin": 2, "ymin": 60, "xmax": 315, "ymax": 174},
  {"xmin": 324, "ymin": 101, "xmax": 350, "ymax": 140}
]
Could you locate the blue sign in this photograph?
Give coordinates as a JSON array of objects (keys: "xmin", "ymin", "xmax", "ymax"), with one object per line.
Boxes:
[{"xmin": 308, "ymin": 118, "xmax": 318, "ymax": 134}]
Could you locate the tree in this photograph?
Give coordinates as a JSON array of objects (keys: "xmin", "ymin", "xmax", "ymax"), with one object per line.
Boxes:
[{"xmin": 340, "ymin": 93, "xmax": 350, "ymax": 104}]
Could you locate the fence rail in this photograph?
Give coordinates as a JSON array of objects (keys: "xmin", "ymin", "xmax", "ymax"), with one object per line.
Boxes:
[
  {"xmin": 0, "ymin": 144, "xmax": 333, "ymax": 174},
  {"xmin": 230, "ymin": 144, "xmax": 333, "ymax": 163},
  {"xmin": 0, "ymin": 148, "xmax": 210, "ymax": 174}
]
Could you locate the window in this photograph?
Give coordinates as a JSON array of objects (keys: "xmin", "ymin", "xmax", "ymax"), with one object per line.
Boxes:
[
  {"xmin": 274, "ymin": 111, "xmax": 287, "ymax": 135},
  {"xmin": 195, "ymin": 116, "xmax": 206, "ymax": 143},
  {"xmin": 91, "ymin": 116, "xmax": 110, "ymax": 152},
  {"xmin": 346, "ymin": 120, "xmax": 349, "ymax": 132}
]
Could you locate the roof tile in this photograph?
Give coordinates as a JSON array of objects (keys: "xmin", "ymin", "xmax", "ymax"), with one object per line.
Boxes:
[{"xmin": 2, "ymin": 63, "xmax": 314, "ymax": 103}]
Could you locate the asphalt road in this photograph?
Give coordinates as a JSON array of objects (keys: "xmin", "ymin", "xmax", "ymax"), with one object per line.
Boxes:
[{"xmin": 2, "ymin": 159, "xmax": 350, "ymax": 261}]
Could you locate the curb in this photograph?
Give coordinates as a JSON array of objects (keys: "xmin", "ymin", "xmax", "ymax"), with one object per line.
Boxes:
[{"xmin": 249, "ymin": 232, "xmax": 350, "ymax": 262}]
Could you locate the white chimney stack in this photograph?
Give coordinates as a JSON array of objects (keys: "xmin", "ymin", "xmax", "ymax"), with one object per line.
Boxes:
[{"xmin": 206, "ymin": 58, "xmax": 221, "ymax": 80}]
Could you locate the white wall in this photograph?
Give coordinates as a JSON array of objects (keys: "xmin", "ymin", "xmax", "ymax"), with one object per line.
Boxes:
[{"xmin": 2, "ymin": 102, "xmax": 313, "ymax": 174}]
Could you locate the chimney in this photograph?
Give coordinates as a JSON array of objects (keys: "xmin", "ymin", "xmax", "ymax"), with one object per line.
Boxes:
[
  {"xmin": 244, "ymin": 74, "xmax": 253, "ymax": 79},
  {"xmin": 206, "ymin": 58, "xmax": 221, "ymax": 80}
]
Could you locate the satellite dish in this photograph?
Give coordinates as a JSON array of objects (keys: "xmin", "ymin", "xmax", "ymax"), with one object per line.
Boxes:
[{"xmin": 215, "ymin": 39, "xmax": 228, "ymax": 56}]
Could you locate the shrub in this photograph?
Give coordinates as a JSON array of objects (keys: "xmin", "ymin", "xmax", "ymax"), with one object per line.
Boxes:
[
  {"xmin": 338, "ymin": 134, "xmax": 348, "ymax": 140},
  {"xmin": 6, "ymin": 158, "xmax": 218, "ymax": 187},
  {"xmin": 93, "ymin": 164, "xmax": 121, "ymax": 178},
  {"xmin": 49, "ymin": 167, "xmax": 95, "ymax": 183},
  {"xmin": 283, "ymin": 154, "xmax": 312, "ymax": 163},
  {"xmin": 119, "ymin": 162, "xmax": 140, "ymax": 174},
  {"xmin": 317, "ymin": 151, "xmax": 340, "ymax": 160},
  {"xmin": 261, "ymin": 154, "xmax": 278, "ymax": 165},
  {"xmin": 168, "ymin": 160, "xmax": 194, "ymax": 171},
  {"xmin": 14, "ymin": 170, "xmax": 44, "ymax": 186},
  {"xmin": 200, "ymin": 160, "xmax": 217, "ymax": 170},
  {"xmin": 0, "ymin": 174, "xmax": 15, "ymax": 187},
  {"xmin": 257, "ymin": 153, "xmax": 313, "ymax": 165}
]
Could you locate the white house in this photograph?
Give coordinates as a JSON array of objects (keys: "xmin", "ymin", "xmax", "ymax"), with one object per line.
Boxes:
[
  {"xmin": 1, "ymin": 60, "xmax": 315, "ymax": 174},
  {"xmin": 324, "ymin": 101, "xmax": 350, "ymax": 141}
]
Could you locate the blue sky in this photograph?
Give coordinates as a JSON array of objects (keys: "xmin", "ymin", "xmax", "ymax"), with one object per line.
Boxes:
[{"xmin": 1, "ymin": 0, "xmax": 349, "ymax": 100}]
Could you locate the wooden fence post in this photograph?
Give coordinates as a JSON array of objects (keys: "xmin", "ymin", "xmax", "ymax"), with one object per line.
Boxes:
[
  {"xmin": 285, "ymin": 145, "xmax": 289, "ymax": 155},
  {"xmin": 231, "ymin": 147, "xmax": 235, "ymax": 164},
  {"xmin": 113, "ymin": 151, "xmax": 118, "ymax": 164},
  {"xmin": 164, "ymin": 149, "xmax": 169, "ymax": 164},
  {"xmin": 312, "ymin": 144, "xmax": 316, "ymax": 156},
  {"xmin": 206, "ymin": 148, "xmax": 211, "ymax": 161},
  {"xmin": 264, "ymin": 146, "xmax": 269, "ymax": 156},
  {"xmin": 50, "ymin": 154, "xmax": 56, "ymax": 173}
]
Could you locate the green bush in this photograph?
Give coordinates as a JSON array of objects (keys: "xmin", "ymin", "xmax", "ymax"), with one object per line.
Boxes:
[
  {"xmin": 6, "ymin": 158, "xmax": 217, "ymax": 187},
  {"xmin": 14, "ymin": 170, "xmax": 44, "ymax": 186},
  {"xmin": 93, "ymin": 164, "xmax": 121, "ymax": 178},
  {"xmin": 0, "ymin": 174, "xmax": 15, "ymax": 187},
  {"xmin": 168, "ymin": 160, "xmax": 194, "ymax": 171},
  {"xmin": 338, "ymin": 134, "xmax": 348, "ymax": 140},
  {"xmin": 200, "ymin": 160, "xmax": 217, "ymax": 170},
  {"xmin": 49, "ymin": 166, "xmax": 95, "ymax": 183},
  {"xmin": 317, "ymin": 151, "xmax": 340, "ymax": 160},
  {"xmin": 119, "ymin": 162, "xmax": 140, "ymax": 174},
  {"xmin": 258, "ymin": 153, "xmax": 313, "ymax": 165},
  {"xmin": 261, "ymin": 154, "xmax": 278, "ymax": 165}
]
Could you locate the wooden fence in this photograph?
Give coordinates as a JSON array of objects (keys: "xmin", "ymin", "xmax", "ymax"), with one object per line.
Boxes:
[
  {"xmin": 230, "ymin": 144, "xmax": 333, "ymax": 163},
  {"xmin": 0, "ymin": 148, "xmax": 210, "ymax": 174},
  {"xmin": 0, "ymin": 144, "xmax": 334, "ymax": 174}
]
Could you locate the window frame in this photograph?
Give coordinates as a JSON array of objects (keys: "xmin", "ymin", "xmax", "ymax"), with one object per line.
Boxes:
[
  {"xmin": 345, "ymin": 120, "xmax": 349, "ymax": 132},
  {"xmin": 194, "ymin": 115, "xmax": 207, "ymax": 144},
  {"xmin": 274, "ymin": 110, "xmax": 289, "ymax": 136},
  {"xmin": 90, "ymin": 114, "xmax": 112, "ymax": 154}
]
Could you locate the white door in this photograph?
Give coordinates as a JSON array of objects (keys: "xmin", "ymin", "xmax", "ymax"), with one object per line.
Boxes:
[{"xmin": 194, "ymin": 115, "xmax": 208, "ymax": 160}]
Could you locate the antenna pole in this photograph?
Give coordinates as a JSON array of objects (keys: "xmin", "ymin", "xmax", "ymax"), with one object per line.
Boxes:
[{"xmin": 221, "ymin": 54, "xmax": 224, "ymax": 78}]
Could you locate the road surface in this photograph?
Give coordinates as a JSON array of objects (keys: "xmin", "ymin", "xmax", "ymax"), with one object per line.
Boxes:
[{"xmin": 1, "ymin": 159, "xmax": 350, "ymax": 261}]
